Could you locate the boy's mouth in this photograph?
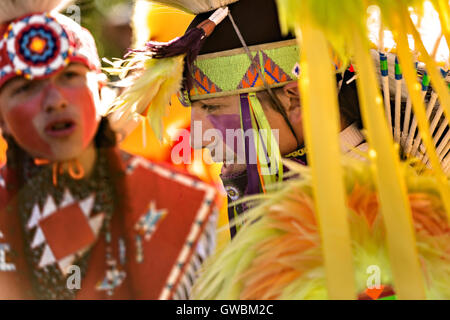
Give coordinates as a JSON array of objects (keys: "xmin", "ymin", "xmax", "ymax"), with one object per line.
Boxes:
[{"xmin": 45, "ymin": 119, "xmax": 77, "ymax": 138}]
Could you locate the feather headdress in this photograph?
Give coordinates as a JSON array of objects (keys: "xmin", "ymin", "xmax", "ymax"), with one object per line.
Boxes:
[
  {"xmin": 0, "ymin": 0, "xmax": 72, "ymax": 24},
  {"xmin": 149, "ymin": 0, "xmax": 239, "ymax": 14},
  {"xmin": 365, "ymin": 3, "xmax": 449, "ymax": 173}
]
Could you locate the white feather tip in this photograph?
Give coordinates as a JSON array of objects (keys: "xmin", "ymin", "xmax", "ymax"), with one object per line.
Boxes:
[
  {"xmin": 209, "ymin": 7, "xmax": 229, "ymax": 25},
  {"xmin": 149, "ymin": 0, "xmax": 238, "ymax": 14}
]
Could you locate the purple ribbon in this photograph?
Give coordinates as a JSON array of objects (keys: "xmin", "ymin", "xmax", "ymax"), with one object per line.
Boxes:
[{"xmin": 239, "ymin": 93, "xmax": 261, "ymax": 195}]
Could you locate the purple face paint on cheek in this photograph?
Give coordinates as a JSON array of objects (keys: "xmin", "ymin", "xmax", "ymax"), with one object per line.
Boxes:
[
  {"xmin": 207, "ymin": 114, "xmax": 242, "ymax": 152},
  {"xmin": 207, "ymin": 114, "xmax": 241, "ymax": 134}
]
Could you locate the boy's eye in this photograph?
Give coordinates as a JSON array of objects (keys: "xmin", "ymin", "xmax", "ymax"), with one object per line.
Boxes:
[
  {"xmin": 201, "ymin": 104, "xmax": 221, "ymax": 112},
  {"xmin": 13, "ymin": 82, "xmax": 35, "ymax": 95},
  {"xmin": 63, "ymin": 71, "xmax": 82, "ymax": 79}
]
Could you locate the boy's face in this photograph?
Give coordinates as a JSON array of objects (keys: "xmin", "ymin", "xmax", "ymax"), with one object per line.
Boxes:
[
  {"xmin": 190, "ymin": 83, "xmax": 303, "ymax": 175},
  {"xmin": 0, "ymin": 63, "xmax": 101, "ymax": 161}
]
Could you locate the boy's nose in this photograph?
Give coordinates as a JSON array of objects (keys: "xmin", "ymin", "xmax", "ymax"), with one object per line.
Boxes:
[{"xmin": 42, "ymin": 84, "xmax": 68, "ymax": 114}]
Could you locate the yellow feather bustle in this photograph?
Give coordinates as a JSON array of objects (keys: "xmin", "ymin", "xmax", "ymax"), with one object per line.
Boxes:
[
  {"xmin": 271, "ymin": 0, "xmax": 450, "ymax": 300},
  {"xmin": 192, "ymin": 158, "xmax": 450, "ymax": 300}
]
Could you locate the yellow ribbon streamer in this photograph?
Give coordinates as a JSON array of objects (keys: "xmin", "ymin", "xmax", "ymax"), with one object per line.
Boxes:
[
  {"xmin": 248, "ymin": 93, "xmax": 284, "ymax": 185},
  {"xmin": 296, "ymin": 21, "xmax": 356, "ymax": 299},
  {"xmin": 351, "ymin": 24, "xmax": 426, "ymax": 299}
]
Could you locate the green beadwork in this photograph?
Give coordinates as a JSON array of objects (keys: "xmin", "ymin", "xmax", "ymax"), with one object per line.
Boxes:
[{"xmin": 190, "ymin": 39, "xmax": 300, "ymax": 100}]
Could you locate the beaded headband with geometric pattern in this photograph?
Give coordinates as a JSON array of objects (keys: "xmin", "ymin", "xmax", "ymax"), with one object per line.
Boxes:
[
  {"xmin": 0, "ymin": 12, "xmax": 101, "ymax": 89},
  {"xmin": 178, "ymin": 39, "xmax": 300, "ymax": 105}
]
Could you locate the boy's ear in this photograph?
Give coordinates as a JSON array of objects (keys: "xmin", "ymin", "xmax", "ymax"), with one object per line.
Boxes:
[
  {"xmin": 0, "ymin": 115, "xmax": 10, "ymax": 135},
  {"xmin": 282, "ymin": 82, "xmax": 301, "ymax": 124}
]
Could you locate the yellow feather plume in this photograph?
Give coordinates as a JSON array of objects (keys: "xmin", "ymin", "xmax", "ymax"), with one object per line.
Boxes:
[
  {"xmin": 105, "ymin": 54, "xmax": 185, "ymax": 141},
  {"xmin": 193, "ymin": 159, "xmax": 450, "ymax": 300}
]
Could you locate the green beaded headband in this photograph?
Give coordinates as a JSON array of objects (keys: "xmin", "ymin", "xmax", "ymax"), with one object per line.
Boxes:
[{"xmin": 179, "ymin": 39, "xmax": 300, "ymax": 105}]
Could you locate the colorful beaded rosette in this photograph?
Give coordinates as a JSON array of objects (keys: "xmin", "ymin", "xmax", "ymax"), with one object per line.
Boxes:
[{"xmin": 0, "ymin": 13, "xmax": 100, "ymax": 87}]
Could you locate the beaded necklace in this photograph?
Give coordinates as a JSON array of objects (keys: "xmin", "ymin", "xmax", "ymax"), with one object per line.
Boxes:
[{"xmin": 17, "ymin": 150, "xmax": 117, "ymax": 299}]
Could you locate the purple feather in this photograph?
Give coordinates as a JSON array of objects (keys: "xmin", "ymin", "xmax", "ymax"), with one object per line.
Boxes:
[
  {"xmin": 127, "ymin": 27, "xmax": 207, "ymax": 91},
  {"xmin": 146, "ymin": 27, "xmax": 205, "ymax": 60}
]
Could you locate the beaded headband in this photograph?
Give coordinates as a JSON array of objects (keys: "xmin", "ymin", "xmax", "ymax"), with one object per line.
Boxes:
[
  {"xmin": 178, "ymin": 39, "xmax": 300, "ymax": 105},
  {"xmin": 0, "ymin": 12, "xmax": 101, "ymax": 88}
]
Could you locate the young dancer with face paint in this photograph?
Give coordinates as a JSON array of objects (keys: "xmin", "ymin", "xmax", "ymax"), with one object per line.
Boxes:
[
  {"xmin": 185, "ymin": 1, "xmax": 367, "ymax": 223},
  {"xmin": 190, "ymin": 65, "xmax": 365, "ymax": 238},
  {"xmin": 173, "ymin": 0, "xmax": 366, "ymax": 237},
  {"xmin": 111, "ymin": 0, "xmax": 366, "ymax": 239},
  {"xmin": 0, "ymin": 63, "xmax": 101, "ymax": 172},
  {"xmin": 191, "ymin": 78, "xmax": 364, "ymax": 174},
  {"xmin": 0, "ymin": 1, "xmax": 218, "ymax": 300}
]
